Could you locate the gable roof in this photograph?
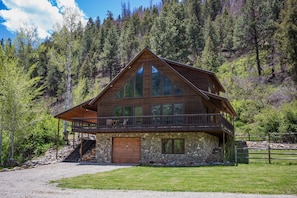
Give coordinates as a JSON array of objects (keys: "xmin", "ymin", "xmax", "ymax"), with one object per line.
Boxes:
[
  {"xmin": 89, "ymin": 47, "xmax": 210, "ymax": 106},
  {"xmin": 162, "ymin": 58, "xmax": 225, "ymax": 92}
]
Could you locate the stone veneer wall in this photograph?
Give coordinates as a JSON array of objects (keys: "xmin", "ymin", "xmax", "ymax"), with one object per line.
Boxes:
[{"xmin": 96, "ymin": 132, "xmax": 219, "ymax": 166}]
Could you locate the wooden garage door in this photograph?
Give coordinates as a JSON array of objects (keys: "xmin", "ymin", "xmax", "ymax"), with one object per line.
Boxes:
[{"xmin": 112, "ymin": 137, "xmax": 141, "ymax": 163}]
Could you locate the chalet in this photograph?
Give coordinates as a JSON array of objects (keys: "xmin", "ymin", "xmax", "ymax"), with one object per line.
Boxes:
[{"xmin": 55, "ymin": 48, "xmax": 236, "ymax": 166}]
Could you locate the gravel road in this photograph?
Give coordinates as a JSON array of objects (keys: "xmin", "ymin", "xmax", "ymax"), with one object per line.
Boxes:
[{"xmin": 0, "ymin": 162, "xmax": 296, "ymax": 198}]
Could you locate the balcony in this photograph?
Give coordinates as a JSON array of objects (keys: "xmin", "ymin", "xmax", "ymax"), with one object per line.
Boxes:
[{"xmin": 71, "ymin": 114, "xmax": 234, "ymax": 136}]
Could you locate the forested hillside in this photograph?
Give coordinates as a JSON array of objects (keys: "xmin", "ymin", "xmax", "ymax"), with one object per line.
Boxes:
[{"xmin": 0, "ymin": 0, "xmax": 296, "ymax": 165}]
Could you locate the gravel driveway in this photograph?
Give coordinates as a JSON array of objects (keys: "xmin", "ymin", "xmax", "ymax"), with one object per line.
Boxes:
[{"xmin": 0, "ymin": 162, "xmax": 296, "ymax": 198}]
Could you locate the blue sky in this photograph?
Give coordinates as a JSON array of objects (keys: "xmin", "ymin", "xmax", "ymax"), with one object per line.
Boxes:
[{"xmin": 0, "ymin": 0, "xmax": 161, "ymax": 40}]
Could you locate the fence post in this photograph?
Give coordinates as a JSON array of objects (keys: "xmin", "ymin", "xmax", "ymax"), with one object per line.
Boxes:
[
  {"xmin": 268, "ymin": 145, "xmax": 271, "ymax": 164},
  {"xmin": 234, "ymin": 145, "xmax": 238, "ymax": 165},
  {"xmin": 268, "ymin": 133, "xmax": 271, "ymax": 164}
]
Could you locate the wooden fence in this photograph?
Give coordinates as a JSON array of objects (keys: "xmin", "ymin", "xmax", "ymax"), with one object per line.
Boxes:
[{"xmin": 234, "ymin": 133, "xmax": 297, "ymax": 164}]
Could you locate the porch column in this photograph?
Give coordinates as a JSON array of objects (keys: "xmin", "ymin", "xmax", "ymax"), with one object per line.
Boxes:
[
  {"xmin": 223, "ymin": 131, "xmax": 226, "ymax": 163},
  {"xmin": 73, "ymin": 132, "xmax": 75, "ymax": 149},
  {"xmin": 56, "ymin": 118, "xmax": 60, "ymax": 159},
  {"xmin": 80, "ymin": 133, "xmax": 82, "ymax": 161}
]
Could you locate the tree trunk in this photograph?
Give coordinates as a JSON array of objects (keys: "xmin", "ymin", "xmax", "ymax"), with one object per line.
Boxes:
[
  {"xmin": 64, "ymin": 33, "xmax": 72, "ymax": 137},
  {"xmin": 253, "ymin": 28, "xmax": 262, "ymax": 76},
  {"xmin": 9, "ymin": 110, "xmax": 16, "ymax": 162}
]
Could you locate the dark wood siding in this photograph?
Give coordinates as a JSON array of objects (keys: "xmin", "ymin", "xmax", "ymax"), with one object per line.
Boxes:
[{"xmin": 97, "ymin": 52, "xmax": 206, "ymax": 117}]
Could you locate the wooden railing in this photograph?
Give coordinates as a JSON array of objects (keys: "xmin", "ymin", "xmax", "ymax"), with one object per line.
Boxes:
[{"xmin": 71, "ymin": 114, "xmax": 234, "ymax": 135}]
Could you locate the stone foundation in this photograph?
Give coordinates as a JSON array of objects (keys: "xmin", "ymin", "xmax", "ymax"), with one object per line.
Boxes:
[{"xmin": 96, "ymin": 132, "xmax": 219, "ymax": 166}]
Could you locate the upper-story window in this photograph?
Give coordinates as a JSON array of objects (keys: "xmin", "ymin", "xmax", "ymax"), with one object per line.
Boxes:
[
  {"xmin": 151, "ymin": 66, "xmax": 183, "ymax": 96},
  {"xmin": 115, "ymin": 67, "xmax": 143, "ymax": 98}
]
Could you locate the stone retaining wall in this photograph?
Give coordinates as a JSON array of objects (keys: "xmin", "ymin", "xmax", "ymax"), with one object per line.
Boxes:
[{"xmin": 96, "ymin": 132, "xmax": 219, "ymax": 166}]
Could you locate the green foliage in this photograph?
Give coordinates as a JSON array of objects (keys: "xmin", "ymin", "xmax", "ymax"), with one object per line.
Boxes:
[
  {"xmin": 275, "ymin": 0, "xmax": 297, "ymax": 79},
  {"xmin": 16, "ymin": 113, "xmax": 58, "ymax": 161},
  {"xmin": 150, "ymin": 1, "xmax": 190, "ymax": 63},
  {"xmin": 200, "ymin": 36, "xmax": 219, "ymax": 72}
]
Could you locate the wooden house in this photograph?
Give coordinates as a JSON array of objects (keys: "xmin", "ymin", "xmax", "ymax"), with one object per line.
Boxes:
[{"xmin": 55, "ymin": 48, "xmax": 236, "ymax": 166}]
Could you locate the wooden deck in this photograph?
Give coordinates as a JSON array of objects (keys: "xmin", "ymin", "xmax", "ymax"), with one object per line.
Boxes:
[{"xmin": 71, "ymin": 114, "xmax": 234, "ymax": 136}]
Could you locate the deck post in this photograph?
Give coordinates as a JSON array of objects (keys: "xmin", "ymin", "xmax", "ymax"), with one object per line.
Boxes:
[
  {"xmin": 56, "ymin": 118, "xmax": 60, "ymax": 159},
  {"xmin": 223, "ymin": 132, "xmax": 226, "ymax": 163},
  {"xmin": 73, "ymin": 132, "xmax": 75, "ymax": 148},
  {"xmin": 80, "ymin": 133, "xmax": 82, "ymax": 161}
]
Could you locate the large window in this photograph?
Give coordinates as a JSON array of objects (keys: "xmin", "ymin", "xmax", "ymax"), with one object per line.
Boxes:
[
  {"xmin": 114, "ymin": 106, "xmax": 133, "ymax": 116},
  {"xmin": 151, "ymin": 104, "xmax": 184, "ymax": 124},
  {"xmin": 162, "ymin": 139, "xmax": 185, "ymax": 154},
  {"xmin": 151, "ymin": 66, "xmax": 183, "ymax": 96},
  {"xmin": 151, "ymin": 104, "xmax": 184, "ymax": 116},
  {"xmin": 115, "ymin": 67, "xmax": 143, "ymax": 98}
]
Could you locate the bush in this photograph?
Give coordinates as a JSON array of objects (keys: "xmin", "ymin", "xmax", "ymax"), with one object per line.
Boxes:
[{"xmin": 15, "ymin": 113, "xmax": 58, "ymax": 162}]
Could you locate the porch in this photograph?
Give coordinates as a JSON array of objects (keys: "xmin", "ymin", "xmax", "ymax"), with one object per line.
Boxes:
[{"xmin": 71, "ymin": 114, "xmax": 234, "ymax": 136}]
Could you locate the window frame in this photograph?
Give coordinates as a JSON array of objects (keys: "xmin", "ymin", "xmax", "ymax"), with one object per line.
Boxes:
[
  {"xmin": 115, "ymin": 66, "xmax": 144, "ymax": 98},
  {"xmin": 151, "ymin": 66, "xmax": 183, "ymax": 97},
  {"xmin": 162, "ymin": 138, "xmax": 185, "ymax": 154}
]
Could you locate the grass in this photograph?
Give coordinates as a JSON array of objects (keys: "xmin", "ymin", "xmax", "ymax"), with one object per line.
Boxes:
[{"xmin": 52, "ymin": 164, "xmax": 297, "ymax": 194}]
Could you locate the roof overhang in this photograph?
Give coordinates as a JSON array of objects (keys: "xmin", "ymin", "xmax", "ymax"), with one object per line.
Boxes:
[
  {"xmin": 201, "ymin": 90, "xmax": 237, "ymax": 117},
  {"xmin": 54, "ymin": 99, "xmax": 97, "ymax": 122}
]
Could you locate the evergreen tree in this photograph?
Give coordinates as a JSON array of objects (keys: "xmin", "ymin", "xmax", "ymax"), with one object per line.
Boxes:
[
  {"xmin": 79, "ymin": 18, "xmax": 97, "ymax": 79},
  {"xmin": 275, "ymin": 0, "xmax": 297, "ymax": 79},
  {"xmin": 119, "ymin": 15, "xmax": 140, "ymax": 66},
  {"xmin": 101, "ymin": 24, "xmax": 120, "ymax": 81},
  {"xmin": 202, "ymin": 0, "xmax": 222, "ymax": 21},
  {"xmin": 201, "ymin": 36, "xmax": 219, "ymax": 72},
  {"xmin": 215, "ymin": 8, "xmax": 234, "ymax": 51},
  {"xmin": 14, "ymin": 25, "xmax": 40, "ymax": 74},
  {"xmin": 203, "ymin": 16, "xmax": 218, "ymax": 49},
  {"xmin": 240, "ymin": 0, "xmax": 273, "ymax": 76},
  {"xmin": 150, "ymin": 1, "xmax": 190, "ymax": 63},
  {"xmin": 185, "ymin": 0, "xmax": 204, "ymax": 63}
]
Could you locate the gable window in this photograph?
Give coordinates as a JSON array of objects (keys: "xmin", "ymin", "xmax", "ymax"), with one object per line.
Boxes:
[
  {"xmin": 115, "ymin": 67, "xmax": 143, "ymax": 98},
  {"xmin": 151, "ymin": 66, "xmax": 183, "ymax": 96},
  {"xmin": 162, "ymin": 139, "xmax": 185, "ymax": 154}
]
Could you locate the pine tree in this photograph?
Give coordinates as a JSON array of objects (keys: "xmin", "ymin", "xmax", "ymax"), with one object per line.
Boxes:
[
  {"xmin": 215, "ymin": 8, "xmax": 234, "ymax": 51},
  {"xmin": 201, "ymin": 36, "xmax": 219, "ymax": 72},
  {"xmin": 102, "ymin": 24, "xmax": 120, "ymax": 81},
  {"xmin": 202, "ymin": 0, "xmax": 222, "ymax": 21},
  {"xmin": 275, "ymin": 0, "xmax": 297, "ymax": 79},
  {"xmin": 240, "ymin": 0, "xmax": 273, "ymax": 76},
  {"xmin": 150, "ymin": 1, "xmax": 190, "ymax": 63},
  {"xmin": 185, "ymin": 0, "xmax": 204, "ymax": 63}
]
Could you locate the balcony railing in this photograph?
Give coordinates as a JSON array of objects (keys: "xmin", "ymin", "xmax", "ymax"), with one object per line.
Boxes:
[{"xmin": 71, "ymin": 114, "xmax": 234, "ymax": 136}]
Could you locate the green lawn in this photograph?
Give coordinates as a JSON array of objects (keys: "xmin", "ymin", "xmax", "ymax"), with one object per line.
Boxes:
[{"xmin": 52, "ymin": 164, "xmax": 297, "ymax": 194}]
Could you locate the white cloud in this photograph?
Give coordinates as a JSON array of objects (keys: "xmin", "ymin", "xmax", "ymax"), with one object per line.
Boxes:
[{"xmin": 0, "ymin": 0, "xmax": 87, "ymax": 39}]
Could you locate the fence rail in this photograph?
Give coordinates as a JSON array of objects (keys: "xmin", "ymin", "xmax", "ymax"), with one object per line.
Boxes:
[{"xmin": 235, "ymin": 133, "xmax": 297, "ymax": 164}]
